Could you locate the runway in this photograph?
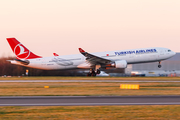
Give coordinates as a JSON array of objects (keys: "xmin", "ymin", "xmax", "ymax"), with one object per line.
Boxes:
[
  {"xmin": 1, "ymin": 96, "xmax": 180, "ymax": 106},
  {"xmin": 0, "ymin": 80, "xmax": 180, "ymax": 83}
]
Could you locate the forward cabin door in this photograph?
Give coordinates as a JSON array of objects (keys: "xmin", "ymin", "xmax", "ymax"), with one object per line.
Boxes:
[
  {"xmin": 128, "ymin": 53, "xmax": 135, "ymax": 63},
  {"xmin": 157, "ymin": 49, "xmax": 164, "ymax": 60}
]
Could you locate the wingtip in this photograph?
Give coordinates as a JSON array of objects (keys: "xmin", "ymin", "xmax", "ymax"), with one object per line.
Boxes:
[
  {"xmin": 79, "ymin": 48, "xmax": 85, "ymax": 53},
  {"xmin": 53, "ymin": 53, "xmax": 59, "ymax": 56}
]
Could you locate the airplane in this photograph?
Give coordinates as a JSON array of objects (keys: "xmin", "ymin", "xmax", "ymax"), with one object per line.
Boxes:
[{"xmin": 6, "ymin": 38, "xmax": 176, "ymax": 76}]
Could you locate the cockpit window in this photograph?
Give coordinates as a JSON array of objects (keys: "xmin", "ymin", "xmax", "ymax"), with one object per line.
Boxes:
[{"xmin": 168, "ymin": 50, "xmax": 171, "ymax": 52}]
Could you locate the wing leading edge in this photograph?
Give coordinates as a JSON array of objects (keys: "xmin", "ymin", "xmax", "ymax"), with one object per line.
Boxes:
[{"xmin": 78, "ymin": 48, "xmax": 112, "ymax": 65}]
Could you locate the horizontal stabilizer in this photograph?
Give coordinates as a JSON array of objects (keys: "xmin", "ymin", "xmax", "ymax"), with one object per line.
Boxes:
[
  {"xmin": 7, "ymin": 59, "xmax": 30, "ymax": 65},
  {"xmin": 15, "ymin": 59, "xmax": 30, "ymax": 65}
]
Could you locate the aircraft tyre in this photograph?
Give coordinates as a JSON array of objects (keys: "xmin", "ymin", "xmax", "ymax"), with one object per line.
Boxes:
[
  {"xmin": 87, "ymin": 69, "xmax": 97, "ymax": 76},
  {"xmin": 91, "ymin": 70, "xmax": 96, "ymax": 76},
  {"xmin": 87, "ymin": 73, "xmax": 91, "ymax": 76},
  {"xmin": 158, "ymin": 65, "xmax": 161, "ymax": 68},
  {"xmin": 96, "ymin": 69, "xmax": 101, "ymax": 74},
  {"xmin": 91, "ymin": 73, "xmax": 96, "ymax": 76},
  {"xmin": 87, "ymin": 73, "xmax": 96, "ymax": 76}
]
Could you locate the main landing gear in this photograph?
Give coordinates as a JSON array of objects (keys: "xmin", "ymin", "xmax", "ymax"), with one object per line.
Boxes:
[
  {"xmin": 158, "ymin": 61, "xmax": 162, "ymax": 68},
  {"xmin": 87, "ymin": 69, "xmax": 101, "ymax": 76}
]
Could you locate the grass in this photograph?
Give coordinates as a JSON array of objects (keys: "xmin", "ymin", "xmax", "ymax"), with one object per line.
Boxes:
[
  {"xmin": 1, "ymin": 76, "xmax": 180, "ymax": 80},
  {"xmin": 0, "ymin": 106, "xmax": 180, "ymax": 120},
  {"xmin": 0, "ymin": 82, "xmax": 180, "ymax": 96},
  {"xmin": 0, "ymin": 77, "xmax": 180, "ymax": 119}
]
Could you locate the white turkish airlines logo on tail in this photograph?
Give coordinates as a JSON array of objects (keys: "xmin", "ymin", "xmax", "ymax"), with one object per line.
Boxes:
[{"xmin": 14, "ymin": 44, "xmax": 30, "ymax": 59}]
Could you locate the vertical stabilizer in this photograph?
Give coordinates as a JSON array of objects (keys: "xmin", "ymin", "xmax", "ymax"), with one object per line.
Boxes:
[{"xmin": 7, "ymin": 38, "xmax": 42, "ymax": 59}]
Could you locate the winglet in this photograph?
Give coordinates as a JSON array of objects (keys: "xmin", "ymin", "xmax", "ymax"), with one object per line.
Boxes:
[
  {"xmin": 79, "ymin": 48, "xmax": 85, "ymax": 53},
  {"xmin": 53, "ymin": 53, "xmax": 59, "ymax": 56}
]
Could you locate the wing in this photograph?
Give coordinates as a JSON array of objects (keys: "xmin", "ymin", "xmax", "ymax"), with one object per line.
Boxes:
[{"xmin": 79, "ymin": 48, "xmax": 112, "ymax": 65}]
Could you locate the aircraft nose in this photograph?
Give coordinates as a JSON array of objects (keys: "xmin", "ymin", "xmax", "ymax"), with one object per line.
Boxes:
[{"xmin": 172, "ymin": 51, "xmax": 176, "ymax": 56}]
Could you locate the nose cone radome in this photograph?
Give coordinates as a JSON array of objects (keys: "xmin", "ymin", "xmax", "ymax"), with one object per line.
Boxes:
[
  {"xmin": 172, "ymin": 51, "xmax": 176, "ymax": 56},
  {"xmin": 170, "ymin": 51, "xmax": 176, "ymax": 57}
]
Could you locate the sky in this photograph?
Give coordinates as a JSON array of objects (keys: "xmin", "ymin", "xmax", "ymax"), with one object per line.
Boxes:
[{"xmin": 0, "ymin": 0, "xmax": 180, "ymax": 57}]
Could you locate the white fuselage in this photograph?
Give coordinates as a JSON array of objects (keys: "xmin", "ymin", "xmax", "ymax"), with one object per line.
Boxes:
[{"xmin": 11, "ymin": 47, "xmax": 176, "ymax": 70}]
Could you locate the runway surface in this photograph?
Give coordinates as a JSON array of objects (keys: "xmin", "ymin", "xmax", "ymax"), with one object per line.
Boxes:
[
  {"xmin": 0, "ymin": 80, "xmax": 180, "ymax": 83},
  {"xmin": 1, "ymin": 96, "xmax": 180, "ymax": 106}
]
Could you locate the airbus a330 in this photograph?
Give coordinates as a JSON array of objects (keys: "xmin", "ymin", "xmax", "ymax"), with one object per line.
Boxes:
[{"xmin": 7, "ymin": 38, "xmax": 176, "ymax": 76}]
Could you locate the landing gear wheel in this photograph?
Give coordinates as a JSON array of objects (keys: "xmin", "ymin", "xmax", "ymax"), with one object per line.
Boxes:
[
  {"xmin": 92, "ymin": 73, "xmax": 96, "ymax": 76},
  {"xmin": 87, "ymin": 69, "xmax": 97, "ymax": 77},
  {"xmin": 158, "ymin": 61, "xmax": 162, "ymax": 68},
  {"xmin": 87, "ymin": 73, "xmax": 91, "ymax": 76},
  {"xmin": 91, "ymin": 70, "xmax": 96, "ymax": 76},
  {"xmin": 158, "ymin": 64, "xmax": 161, "ymax": 68},
  {"xmin": 96, "ymin": 69, "xmax": 101, "ymax": 74}
]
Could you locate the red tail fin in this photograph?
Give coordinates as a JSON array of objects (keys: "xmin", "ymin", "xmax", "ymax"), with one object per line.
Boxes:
[{"xmin": 7, "ymin": 38, "xmax": 42, "ymax": 59}]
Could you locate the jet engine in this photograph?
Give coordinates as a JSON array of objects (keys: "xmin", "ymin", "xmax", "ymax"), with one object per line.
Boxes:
[{"xmin": 111, "ymin": 60, "xmax": 127, "ymax": 68}]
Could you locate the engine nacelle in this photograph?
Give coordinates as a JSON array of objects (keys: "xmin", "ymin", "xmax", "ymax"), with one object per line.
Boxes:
[{"xmin": 113, "ymin": 60, "xmax": 127, "ymax": 68}]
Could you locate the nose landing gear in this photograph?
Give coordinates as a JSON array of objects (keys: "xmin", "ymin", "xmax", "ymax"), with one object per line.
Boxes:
[{"xmin": 158, "ymin": 61, "xmax": 161, "ymax": 68}]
